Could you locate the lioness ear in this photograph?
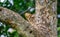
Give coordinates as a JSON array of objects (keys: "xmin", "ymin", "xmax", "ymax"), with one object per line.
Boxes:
[
  {"xmin": 25, "ymin": 13, "xmax": 32, "ymax": 20},
  {"xmin": 25, "ymin": 13, "xmax": 35, "ymax": 26}
]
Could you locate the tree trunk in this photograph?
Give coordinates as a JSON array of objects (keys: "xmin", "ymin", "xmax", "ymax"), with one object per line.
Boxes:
[
  {"xmin": 35, "ymin": 0, "xmax": 57, "ymax": 37},
  {"xmin": 25, "ymin": 0, "xmax": 57, "ymax": 37}
]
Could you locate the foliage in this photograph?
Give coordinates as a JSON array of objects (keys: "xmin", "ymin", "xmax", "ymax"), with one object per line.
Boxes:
[{"xmin": 58, "ymin": 0, "xmax": 60, "ymax": 37}]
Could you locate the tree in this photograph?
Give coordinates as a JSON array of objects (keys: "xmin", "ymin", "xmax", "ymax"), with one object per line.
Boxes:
[{"xmin": 0, "ymin": 0, "xmax": 57, "ymax": 37}]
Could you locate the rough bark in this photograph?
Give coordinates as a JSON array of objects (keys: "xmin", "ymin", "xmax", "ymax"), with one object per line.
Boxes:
[
  {"xmin": 35, "ymin": 0, "xmax": 57, "ymax": 37},
  {"xmin": 25, "ymin": 0, "xmax": 57, "ymax": 37},
  {"xmin": 0, "ymin": 7, "xmax": 35, "ymax": 37}
]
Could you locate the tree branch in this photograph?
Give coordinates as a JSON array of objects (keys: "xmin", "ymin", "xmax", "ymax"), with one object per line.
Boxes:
[{"xmin": 0, "ymin": 7, "xmax": 39, "ymax": 37}]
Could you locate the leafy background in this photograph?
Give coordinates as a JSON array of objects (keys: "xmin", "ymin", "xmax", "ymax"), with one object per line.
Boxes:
[
  {"xmin": 57, "ymin": 0, "xmax": 60, "ymax": 37},
  {"xmin": 0, "ymin": 0, "xmax": 59, "ymax": 37}
]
